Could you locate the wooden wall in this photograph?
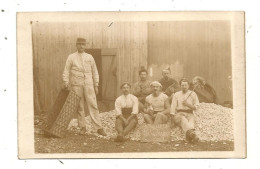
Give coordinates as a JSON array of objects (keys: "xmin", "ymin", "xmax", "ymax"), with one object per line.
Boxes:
[
  {"xmin": 32, "ymin": 22, "xmax": 148, "ymax": 112},
  {"xmin": 148, "ymin": 21, "xmax": 232, "ymax": 103},
  {"xmin": 33, "ymin": 21, "xmax": 232, "ymax": 112}
]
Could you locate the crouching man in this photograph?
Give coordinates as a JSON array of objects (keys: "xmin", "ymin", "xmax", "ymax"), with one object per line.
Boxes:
[
  {"xmin": 114, "ymin": 83, "xmax": 138, "ymax": 142},
  {"xmin": 170, "ymin": 78, "xmax": 200, "ymax": 143}
]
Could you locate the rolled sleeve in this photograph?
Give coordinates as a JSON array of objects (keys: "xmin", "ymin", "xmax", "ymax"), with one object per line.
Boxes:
[
  {"xmin": 192, "ymin": 92, "xmax": 200, "ymax": 110},
  {"xmin": 115, "ymin": 98, "xmax": 122, "ymax": 116},
  {"xmin": 63, "ymin": 55, "xmax": 72, "ymax": 85},
  {"xmin": 131, "ymin": 96, "xmax": 139, "ymax": 114},
  {"xmin": 170, "ymin": 94, "xmax": 177, "ymax": 115}
]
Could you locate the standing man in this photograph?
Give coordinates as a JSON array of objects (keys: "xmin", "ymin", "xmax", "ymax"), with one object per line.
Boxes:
[
  {"xmin": 132, "ymin": 68, "xmax": 152, "ymax": 112},
  {"xmin": 159, "ymin": 68, "xmax": 179, "ymax": 96},
  {"xmin": 63, "ymin": 37, "xmax": 106, "ymax": 136},
  {"xmin": 170, "ymin": 78, "xmax": 199, "ymax": 143}
]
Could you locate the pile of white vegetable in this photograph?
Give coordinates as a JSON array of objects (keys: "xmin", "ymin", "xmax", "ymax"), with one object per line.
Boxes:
[{"xmin": 67, "ymin": 103, "xmax": 233, "ymax": 141}]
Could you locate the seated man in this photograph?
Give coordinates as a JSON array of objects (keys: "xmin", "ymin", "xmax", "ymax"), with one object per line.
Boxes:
[
  {"xmin": 159, "ymin": 68, "xmax": 179, "ymax": 96},
  {"xmin": 191, "ymin": 76, "xmax": 217, "ymax": 103},
  {"xmin": 114, "ymin": 82, "xmax": 139, "ymax": 142},
  {"xmin": 133, "ymin": 68, "xmax": 152, "ymax": 112},
  {"xmin": 170, "ymin": 78, "xmax": 200, "ymax": 143},
  {"xmin": 143, "ymin": 81, "xmax": 170, "ymax": 125}
]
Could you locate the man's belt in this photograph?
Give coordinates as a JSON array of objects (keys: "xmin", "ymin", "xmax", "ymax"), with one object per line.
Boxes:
[
  {"xmin": 177, "ymin": 109, "xmax": 193, "ymax": 113},
  {"xmin": 71, "ymin": 67, "xmax": 90, "ymax": 74}
]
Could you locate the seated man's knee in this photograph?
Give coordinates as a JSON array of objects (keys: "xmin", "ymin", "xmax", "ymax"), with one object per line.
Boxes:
[
  {"xmin": 143, "ymin": 114, "xmax": 153, "ymax": 123},
  {"xmin": 180, "ymin": 116, "xmax": 187, "ymax": 121},
  {"xmin": 115, "ymin": 117, "xmax": 123, "ymax": 125},
  {"xmin": 143, "ymin": 114, "xmax": 151, "ymax": 119}
]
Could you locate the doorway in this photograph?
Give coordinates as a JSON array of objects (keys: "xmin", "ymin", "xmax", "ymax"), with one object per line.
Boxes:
[
  {"xmin": 85, "ymin": 49, "xmax": 102, "ymax": 100},
  {"xmin": 85, "ymin": 49, "xmax": 117, "ymax": 102}
]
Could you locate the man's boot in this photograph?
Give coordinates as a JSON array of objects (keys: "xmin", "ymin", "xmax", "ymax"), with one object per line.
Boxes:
[
  {"xmin": 187, "ymin": 129, "xmax": 199, "ymax": 143},
  {"xmin": 97, "ymin": 128, "xmax": 107, "ymax": 136},
  {"xmin": 79, "ymin": 127, "xmax": 87, "ymax": 135}
]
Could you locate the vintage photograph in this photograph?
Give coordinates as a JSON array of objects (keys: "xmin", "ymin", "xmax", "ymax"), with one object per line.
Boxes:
[{"xmin": 17, "ymin": 12, "xmax": 245, "ymax": 158}]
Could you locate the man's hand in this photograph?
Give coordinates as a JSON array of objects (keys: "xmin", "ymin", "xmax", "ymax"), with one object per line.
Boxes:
[
  {"xmin": 123, "ymin": 118, "xmax": 129, "ymax": 126},
  {"xmin": 169, "ymin": 86, "xmax": 175, "ymax": 93},
  {"xmin": 182, "ymin": 100, "xmax": 195, "ymax": 110},
  {"xmin": 62, "ymin": 83, "xmax": 69, "ymax": 90},
  {"xmin": 182, "ymin": 100, "xmax": 189, "ymax": 107},
  {"xmin": 149, "ymin": 111, "xmax": 154, "ymax": 117},
  {"xmin": 94, "ymin": 86, "xmax": 99, "ymax": 95}
]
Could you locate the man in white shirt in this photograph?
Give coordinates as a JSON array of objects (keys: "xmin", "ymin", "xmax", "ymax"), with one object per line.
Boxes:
[
  {"xmin": 143, "ymin": 81, "xmax": 170, "ymax": 125},
  {"xmin": 63, "ymin": 38, "xmax": 106, "ymax": 136},
  {"xmin": 114, "ymin": 83, "xmax": 139, "ymax": 142},
  {"xmin": 170, "ymin": 78, "xmax": 200, "ymax": 143}
]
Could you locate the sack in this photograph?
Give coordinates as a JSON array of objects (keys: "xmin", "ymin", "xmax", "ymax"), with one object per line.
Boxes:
[
  {"xmin": 140, "ymin": 124, "xmax": 171, "ymax": 143},
  {"xmin": 42, "ymin": 89, "xmax": 80, "ymax": 138}
]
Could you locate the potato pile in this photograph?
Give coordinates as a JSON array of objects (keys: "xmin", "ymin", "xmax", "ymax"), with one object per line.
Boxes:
[
  {"xmin": 67, "ymin": 103, "xmax": 233, "ymax": 141},
  {"xmin": 194, "ymin": 103, "xmax": 234, "ymax": 141}
]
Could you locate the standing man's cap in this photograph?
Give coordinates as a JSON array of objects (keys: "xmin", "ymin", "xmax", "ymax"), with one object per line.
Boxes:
[{"xmin": 76, "ymin": 38, "xmax": 87, "ymax": 44}]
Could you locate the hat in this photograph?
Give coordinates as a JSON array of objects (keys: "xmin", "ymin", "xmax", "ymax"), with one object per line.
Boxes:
[
  {"xmin": 162, "ymin": 66, "xmax": 171, "ymax": 73},
  {"xmin": 150, "ymin": 81, "xmax": 162, "ymax": 87},
  {"xmin": 76, "ymin": 38, "xmax": 87, "ymax": 44},
  {"xmin": 139, "ymin": 66, "xmax": 148, "ymax": 75}
]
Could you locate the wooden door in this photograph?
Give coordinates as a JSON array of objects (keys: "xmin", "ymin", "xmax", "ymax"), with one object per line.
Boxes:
[
  {"xmin": 85, "ymin": 49, "xmax": 102, "ymax": 100},
  {"xmin": 101, "ymin": 49, "xmax": 117, "ymax": 101}
]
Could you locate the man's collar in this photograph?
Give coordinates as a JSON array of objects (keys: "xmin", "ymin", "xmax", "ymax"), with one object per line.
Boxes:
[
  {"xmin": 182, "ymin": 90, "xmax": 191, "ymax": 94},
  {"xmin": 77, "ymin": 51, "xmax": 85, "ymax": 55}
]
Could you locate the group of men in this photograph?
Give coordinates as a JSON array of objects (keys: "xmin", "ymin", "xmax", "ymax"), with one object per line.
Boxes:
[
  {"xmin": 116, "ymin": 69, "xmax": 199, "ymax": 143},
  {"xmin": 63, "ymin": 38, "xmax": 200, "ymax": 143}
]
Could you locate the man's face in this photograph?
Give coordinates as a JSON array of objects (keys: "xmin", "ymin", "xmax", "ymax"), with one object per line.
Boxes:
[
  {"xmin": 162, "ymin": 70, "xmax": 170, "ymax": 79},
  {"xmin": 181, "ymin": 81, "xmax": 189, "ymax": 92},
  {"xmin": 151, "ymin": 85, "xmax": 161, "ymax": 95},
  {"xmin": 122, "ymin": 85, "xmax": 130, "ymax": 95},
  {"xmin": 139, "ymin": 72, "xmax": 147, "ymax": 81},
  {"xmin": 76, "ymin": 43, "xmax": 86, "ymax": 53},
  {"xmin": 192, "ymin": 79, "xmax": 199, "ymax": 86}
]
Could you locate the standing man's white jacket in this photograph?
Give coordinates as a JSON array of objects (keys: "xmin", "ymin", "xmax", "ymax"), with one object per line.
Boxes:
[{"xmin": 63, "ymin": 51, "xmax": 99, "ymax": 87}]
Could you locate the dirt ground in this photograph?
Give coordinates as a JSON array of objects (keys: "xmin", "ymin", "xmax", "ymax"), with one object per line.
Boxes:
[
  {"xmin": 34, "ymin": 101, "xmax": 234, "ymax": 154},
  {"xmin": 34, "ymin": 131, "xmax": 234, "ymax": 153}
]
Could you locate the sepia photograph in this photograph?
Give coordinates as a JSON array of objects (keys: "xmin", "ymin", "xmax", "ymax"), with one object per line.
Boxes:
[{"xmin": 17, "ymin": 12, "xmax": 245, "ymax": 158}]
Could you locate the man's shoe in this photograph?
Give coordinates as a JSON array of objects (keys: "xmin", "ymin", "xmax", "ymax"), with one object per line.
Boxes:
[
  {"xmin": 188, "ymin": 129, "xmax": 199, "ymax": 143},
  {"xmin": 114, "ymin": 135, "xmax": 124, "ymax": 142},
  {"xmin": 97, "ymin": 129, "xmax": 107, "ymax": 136},
  {"xmin": 185, "ymin": 130, "xmax": 192, "ymax": 143},
  {"xmin": 192, "ymin": 135, "xmax": 199, "ymax": 143},
  {"xmin": 79, "ymin": 127, "xmax": 87, "ymax": 135}
]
